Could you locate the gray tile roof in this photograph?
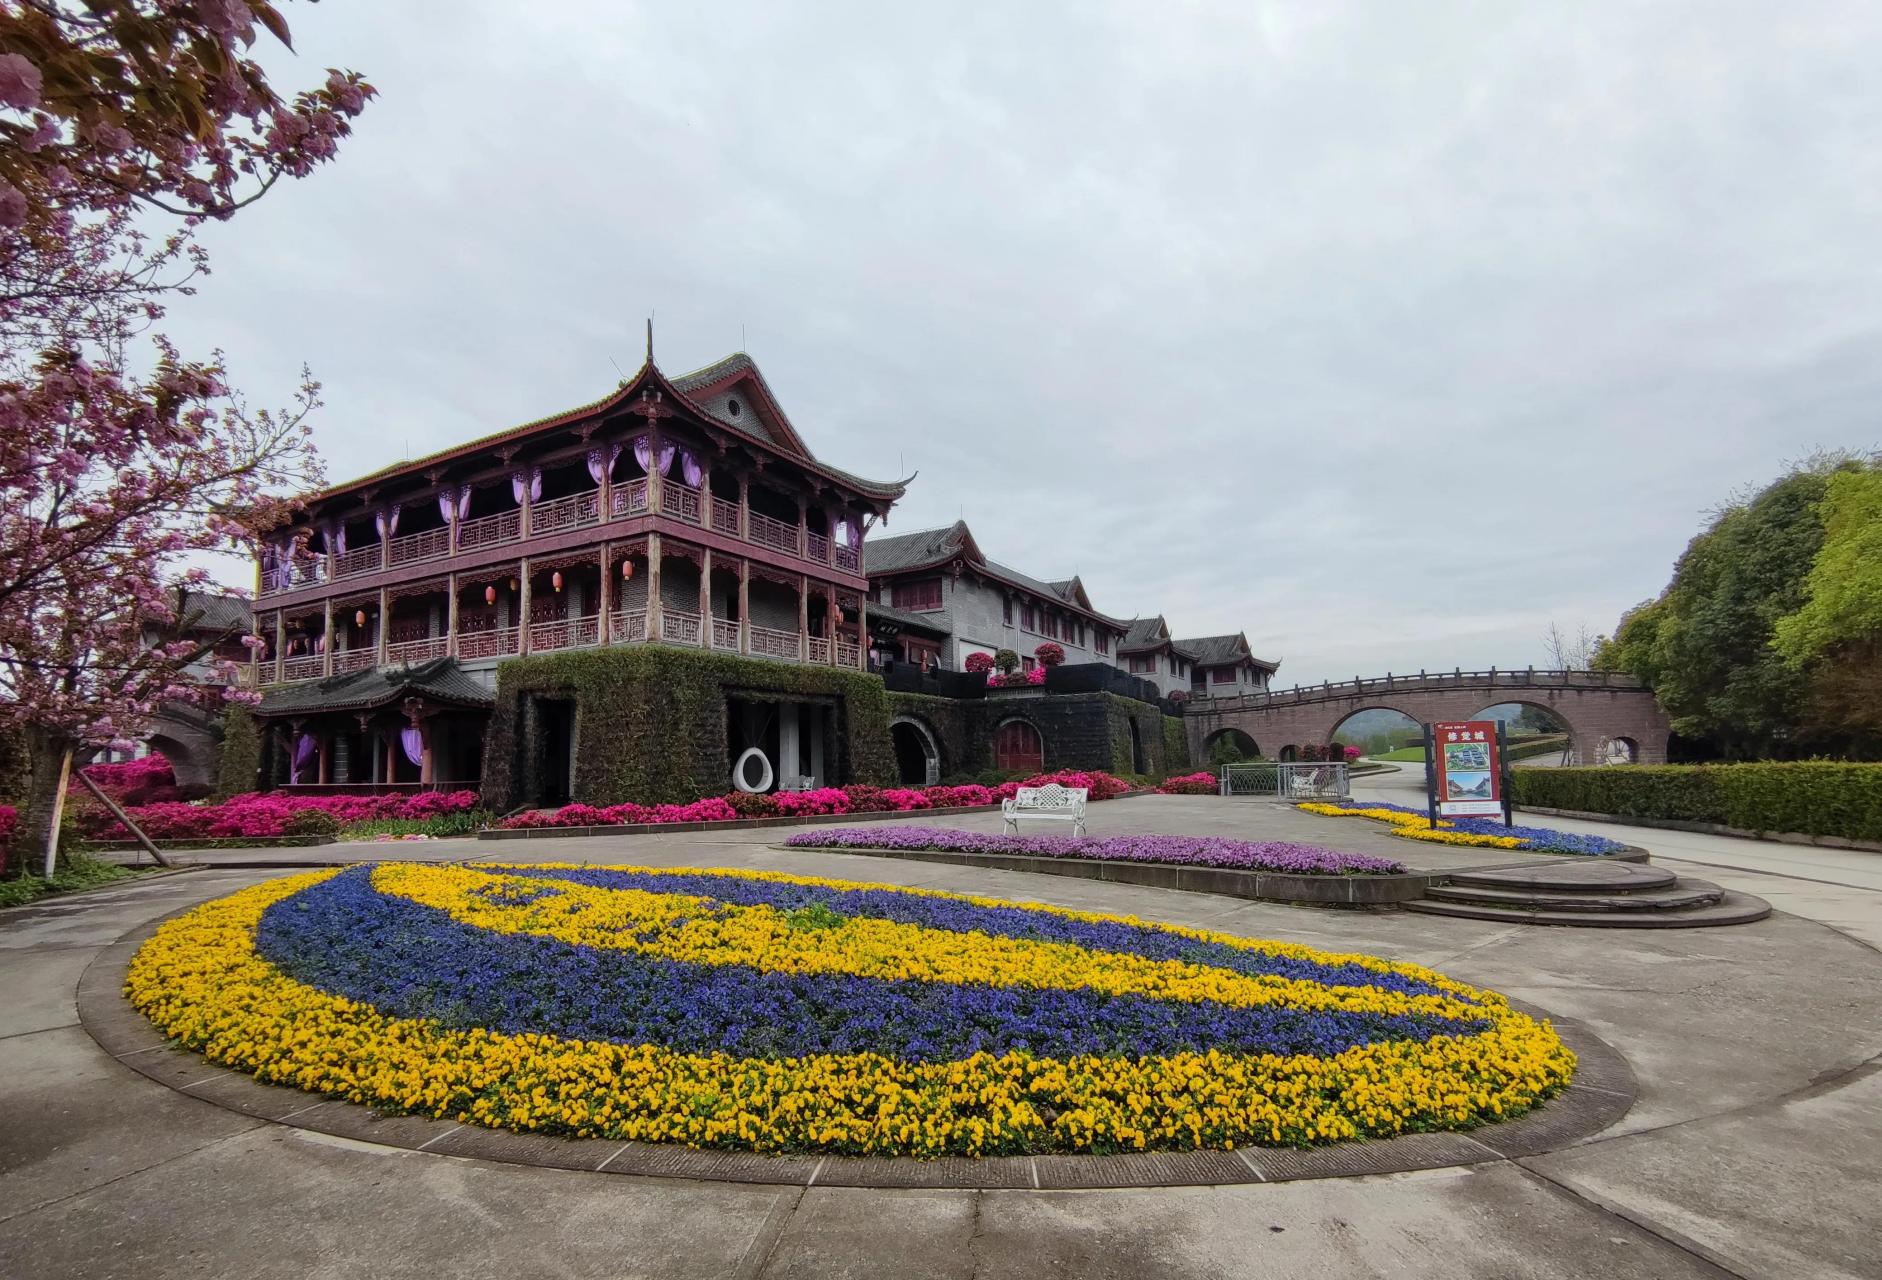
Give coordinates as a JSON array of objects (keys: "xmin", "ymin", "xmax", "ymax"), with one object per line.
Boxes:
[
  {"xmin": 1120, "ymin": 617, "xmax": 1168, "ymax": 651},
  {"xmin": 178, "ymin": 590, "xmax": 252, "ymax": 634},
  {"xmin": 863, "ymin": 521, "xmax": 1129, "ymax": 627},
  {"xmin": 256, "ymin": 656, "xmax": 493, "ymax": 718},
  {"xmin": 863, "ymin": 601, "xmax": 952, "ymax": 635},
  {"xmin": 1175, "ymin": 633, "xmax": 1280, "ymax": 670}
]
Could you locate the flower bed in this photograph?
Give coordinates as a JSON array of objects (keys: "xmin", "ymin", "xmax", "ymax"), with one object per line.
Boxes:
[
  {"xmin": 784, "ymin": 827, "xmax": 1407, "ymax": 876},
  {"xmin": 127, "ymin": 864, "xmax": 1573, "ymax": 1156},
  {"xmin": 1297, "ymin": 800, "xmax": 1628, "ymax": 856},
  {"xmin": 499, "ymin": 770, "xmax": 1134, "ymax": 830},
  {"xmin": 1158, "ymin": 771, "xmax": 1218, "ymax": 795},
  {"xmin": 80, "ymin": 790, "xmax": 484, "ymax": 843}
]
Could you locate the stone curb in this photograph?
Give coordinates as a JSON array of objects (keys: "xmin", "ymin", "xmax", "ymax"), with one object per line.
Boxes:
[
  {"xmin": 77, "ymin": 903, "xmax": 1635, "ymax": 1190},
  {"xmin": 764, "ymin": 843, "xmax": 1435, "ymax": 905}
]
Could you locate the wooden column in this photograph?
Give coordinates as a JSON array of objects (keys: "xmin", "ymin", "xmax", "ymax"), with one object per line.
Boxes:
[
  {"xmin": 738, "ymin": 475, "xmax": 750, "ymax": 539},
  {"xmin": 384, "ymin": 727, "xmax": 398, "ymax": 784},
  {"xmin": 446, "ymin": 573, "xmax": 459, "ymax": 657},
  {"xmin": 699, "ymin": 546, "xmax": 713, "ymax": 645},
  {"xmin": 597, "ymin": 451, "xmax": 612, "ymax": 524},
  {"xmin": 598, "ymin": 545, "xmax": 612, "ymax": 644},
  {"xmin": 700, "ymin": 469, "xmax": 713, "ymax": 532},
  {"xmin": 647, "ymin": 425, "xmax": 664, "ymax": 515},
  {"xmin": 321, "ymin": 598, "xmax": 335, "ymax": 677},
  {"xmin": 826, "ymin": 584, "xmax": 839, "ymax": 665},
  {"xmin": 796, "ymin": 496, "xmax": 808, "ymax": 558},
  {"xmin": 376, "ymin": 586, "xmax": 390, "ymax": 667},
  {"xmin": 738, "ymin": 559, "xmax": 751, "ymax": 655},
  {"xmin": 646, "ymin": 534, "xmax": 663, "ymax": 642},
  {"xmin": 798, "ymin": 574, "xmax": 809, "ymax": 661},
  {"xmin": 379, "ymin": 512, "xmax": 391, "ymax": 570},
  {"xmin": 857, "ymin": 595, "xmax": 868, "ymax": 670},
  {"xmin": 518, "ymin": 558, "xmax": 532, "ymax": 654},
  {"xmin": 519, "ymin": 471, "xmax": 533, "ymax": 537},
  {"xmin": 317, "ymin": 731, "xmax": 331, "ymax": 785},
  {"xmin": 273, "ymin": 611, "xmax": 285, "ymax": 684}
]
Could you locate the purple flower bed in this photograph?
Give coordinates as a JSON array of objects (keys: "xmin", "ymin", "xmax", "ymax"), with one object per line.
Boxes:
[{"xmin": 781, "ymin": 827, "xmax": 1407, "ymax": 876}]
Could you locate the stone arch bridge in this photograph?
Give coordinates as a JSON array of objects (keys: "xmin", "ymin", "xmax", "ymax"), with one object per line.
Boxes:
[{"xmin": 1185, "ymin": 669, "xmax": 1670, "ymax": 765}]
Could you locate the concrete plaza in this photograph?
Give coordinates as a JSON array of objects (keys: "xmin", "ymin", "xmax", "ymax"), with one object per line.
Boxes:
[{"xmin": 3, "ymin": 792, "xmax": 1878, "ymax": 1278}]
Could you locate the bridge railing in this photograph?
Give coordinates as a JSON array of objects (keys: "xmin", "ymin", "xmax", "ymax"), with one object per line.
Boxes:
[{"xmin": 1186, "ymin": 668, "xmax": 1647, "ymax": 714}]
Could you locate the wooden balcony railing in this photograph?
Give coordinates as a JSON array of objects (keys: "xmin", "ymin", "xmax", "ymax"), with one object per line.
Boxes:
[
  {"xmin": 836, "ymin": 640, "xmax": 860, "ymax": 667},
  {"xmin": 388, "ymin": 524, "xmax": 452, "ymax": 568},
  {"xmin": 333, "ymin": 544, "xmax": 381, "ymax": 580},
  {"xmin": 281, "ymin": 655, "xmax": 324, "ymax": 683},
  {"xmin": 385, "ymin": 635, "xmax": 449, "ymax": 665},
  {"xmin": 456, "ymin": 508, "xmax": 521, "ymax": 553},
  {"xmin": 660, "ymin": 482, "xmax": 703, "ymax": 524},
  {"xmin": 806, "ymin": 532, "xmax": 830, "ymax": 564},
  {"xmin": 609, "ymin": 609, "xmax": 647, "ymax": 642},
  {"xmin": 334, "ymin": 648, "xmax": 376, "ymax": 674},
  {"xmin": 610, "ymin": 478, "xmax": 649, "ymax": 518},
  {"xmin": 457, "ymin": 624, "xmax": 520, "ymax": 661},
  {"xmin": 660, "ymin": 608, "xmax": 702, "ymax": 645},
  {"xmin": 748, "ymin": 510, "xmax": 798, "ymax": 555},
  {"xmin": 528, "ymin": 614, "xmax": 600, "ymax": 654},
  {"xmin": 530, "ymin": 489, "xmax": 601, "ymax": 536},
  {"xmin": 749, "ymin": 624, "xmax": 801, "ymax": 662},
  {"xmin": 711, "ymin": 618, "xmax": 742, "ymax": 650},
  {"xmin": 711, "ymin": 496, "xmax": 740, "ymax": 536}
]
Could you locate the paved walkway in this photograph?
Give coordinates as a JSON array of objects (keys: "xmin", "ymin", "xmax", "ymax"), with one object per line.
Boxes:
[{"xmin": 4, "ymin": 797, "xmax": 1880, "ymax": 1278}]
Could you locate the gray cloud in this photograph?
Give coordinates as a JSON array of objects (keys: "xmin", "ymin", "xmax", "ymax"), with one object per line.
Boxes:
[{"xmin": 167, "ymin": 2, "xmax": 1875, "ymax": 684}]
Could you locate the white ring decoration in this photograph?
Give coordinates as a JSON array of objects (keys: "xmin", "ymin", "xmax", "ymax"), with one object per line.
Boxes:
[{"xmin": 732, "ymin": 747, "xmax": 774, "ymax": 794}]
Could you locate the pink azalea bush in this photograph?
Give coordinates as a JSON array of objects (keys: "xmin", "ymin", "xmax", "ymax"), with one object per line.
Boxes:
[
  {"xmin": 963, "ymin": 652, "xmax": 995, "ymax": 674},
  {"xmin": 1034, "ymin": 642, "xmax": 1065, "ymax": 667},
  {"xmin": 78, "ymin": 754, "xmax": 182, "ymax": 804},
  {"xmin": 497, "ymin": 771, "xmax": 1136, "ymax": 830},
  {"xmin": 987, "ymin": 667, "xmax": 1047, "ymax": 688},
  {"xmin": 1158, "ymin": 771, "xmax": 1218, "ymax": 795},
  {"xmin": 83, "ymin": 790, "xmax": 482, "ymax": 842}
]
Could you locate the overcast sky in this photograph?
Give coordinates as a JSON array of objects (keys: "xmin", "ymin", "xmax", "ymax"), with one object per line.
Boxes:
[{"xmin": 167, "ymin": 3, "xmax": 1874, "ymax": 686}]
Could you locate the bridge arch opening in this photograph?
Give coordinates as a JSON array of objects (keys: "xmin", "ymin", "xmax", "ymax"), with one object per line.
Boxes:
[
  {"xmin": 1474, "ymin": 701, "xmax": 1575, "ymax": 766},
  {"xmin": 1204, "ymin": 728, "xmax": 1261, "ymax": 765},
  {"xmin": 889, "ymin": 716, "xmax": 944, "ymax": 786},
  {"xmin": 1328, "ymin": 708, "xmax": 1421, "ymax": 760}
]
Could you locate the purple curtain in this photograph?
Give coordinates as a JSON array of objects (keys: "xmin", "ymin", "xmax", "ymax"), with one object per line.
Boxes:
[
  {"xmin": 374, "ymin": 504, "xmax": 400, "ymax": 542},
  {"xmin": 632, "ymin": 434, "xmax": 651, "ymax": 472},
  {"xmin": 844, "ymin": 517, "xmax": 863, "ymax": 549},
  {"xmin": 321, "ymin": 519, "xmax": 345, "ymax": 555},
  {"xmin": 586, "ymin": 448, "xmax": 606, "ymax": 486},
  {"xmin": 290, "ymin": 733, "xmax": 317, "ymax": 784},
  {"xmin": 658, "ymin": 443, "xmax": 676, "ymax": 477},
  {"xmin": 437, "ymin": 486, "xmax": 458, "ymax": 525},
  {"xmin": 511, "ymin": 470, "xmax": 526, "ymax": 505},
  {"xmin": 679, "ymin": 448, "xmax": 702, "ymax": 488},
  {"xmin": 458, "ymin": 485, "xmax": 472, "ymax": 520},
  {"xmin": 610, "ymin": 441, "xmax": 624, "ymax": 473},
  {"xmin": 316, "ymin": 633, "xmax": 326, "ymax": 653},
  {"xmin": 400, "ymin": 727, "xmax": 423, "ymax": 768}
]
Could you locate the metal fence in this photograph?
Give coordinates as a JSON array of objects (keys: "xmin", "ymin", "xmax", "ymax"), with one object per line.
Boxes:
[{"xmin": 1220, "ymin": 761, "xmax": 1351, "ymax": 801}]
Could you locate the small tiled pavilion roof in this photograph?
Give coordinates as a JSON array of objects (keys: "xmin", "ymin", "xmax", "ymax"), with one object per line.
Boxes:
[
  {"xmin": 863, "ymin": 521, "xmax": 1127, "ymax": 627},
  {"xmin": 863, "ymin": 601, "xmax": 952, "ymax": 636},
  {"xmin": 255, "ymin": 657, "xmax": 493, "ymax": 718},
  {"xmin": 1175, "ymin": 632, "xmax": 1280, "ymax": 671}
]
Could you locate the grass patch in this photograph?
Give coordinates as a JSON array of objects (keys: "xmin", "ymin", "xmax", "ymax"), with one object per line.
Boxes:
[
  {"xmin": 339, "ymin": 812, "xmax": 492, "ymax": 841},
  {"xmin": 0, "ymin": 854, "xmax": 146, "ymax": 909},
  {"xmin": 1371, "ymin": 746, "xmax": 1428, "ymax": 762}
]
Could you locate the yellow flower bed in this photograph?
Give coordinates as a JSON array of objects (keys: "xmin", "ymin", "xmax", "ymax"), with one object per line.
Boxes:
[
  {"xmin": 1297, "ymin": 803, "xmax": 1525, "ymax": 849},
  {"xmin": 124, "ymin": 868, "xmax": 1575, "ymax": 1157}
]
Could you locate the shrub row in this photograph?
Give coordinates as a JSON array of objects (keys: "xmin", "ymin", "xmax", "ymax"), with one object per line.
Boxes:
[{"xmin": 1513, "ymin": 763, "xmax": 1882, "ymax": 843}]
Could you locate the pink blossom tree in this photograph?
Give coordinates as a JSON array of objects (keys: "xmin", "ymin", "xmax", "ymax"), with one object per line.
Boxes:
[{"xmin": 0, "ymin": 2, "xmax": 371, "ymax": 871}]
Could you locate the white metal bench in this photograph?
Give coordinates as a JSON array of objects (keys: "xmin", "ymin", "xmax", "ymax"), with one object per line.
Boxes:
[
  {"xmin": 778, "ymin": 774, "xmax": 816, "ymax": 793},
  {"xmin": 1001, "ymin": 783, "xmax": 1088, "ymax": 836}
]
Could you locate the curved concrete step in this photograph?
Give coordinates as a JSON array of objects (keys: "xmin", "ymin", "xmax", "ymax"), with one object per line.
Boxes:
[
  {"xmin": 1403, "ymin": 889, "xmax": 1772, "ymax": 929},
  {"xmin": 1446, "ymin": 861, "xmax": 1678, "ymax": 894},
  {"xmin": 1426, "ymin": 880, "xmax": 1724, "ymax": 913}
]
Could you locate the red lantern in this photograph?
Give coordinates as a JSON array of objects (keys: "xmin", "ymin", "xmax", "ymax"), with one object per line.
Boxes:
[
  {"xmin": 484, "ymin": 585, "xmax": 496, "ymax": 606},
  {"xmin": 552, "ymin": 570, "xmax": 564, "ymax": 592},
  {"xmin": 354, "ymin": 609, "xmax": 367, "ymax": 628},
  {"xmin": 620, "ymin": 558, "xmax": 634, "ymax": 581}
]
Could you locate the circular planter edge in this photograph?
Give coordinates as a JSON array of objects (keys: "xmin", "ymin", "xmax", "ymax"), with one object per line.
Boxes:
[{"xmin": 78, "ymin": 902, "xmax": 1635, "ymax": 1190}]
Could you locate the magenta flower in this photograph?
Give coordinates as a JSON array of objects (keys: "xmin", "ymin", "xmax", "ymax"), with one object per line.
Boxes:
[{"xmin": 0, "ymin": 53, "xmax": 42, "ymax": 110}]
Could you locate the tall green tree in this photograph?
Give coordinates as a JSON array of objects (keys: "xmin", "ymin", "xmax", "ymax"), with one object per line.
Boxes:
[
  {"xmin": 1774, "ymin": 465, "xmax": 1882, "ymax": 741},
  {"xmin": 1596, "ymin": 457, "xmax": 1865, "ymax": 759}
]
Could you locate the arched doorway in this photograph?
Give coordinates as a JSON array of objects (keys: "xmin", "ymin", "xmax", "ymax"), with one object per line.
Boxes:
[
  {"xmin": 1204, "ymin": 728, "xmax": 1260, "ymax": 765},
  {"xmin": 1476, "ymin": 701, "xmax": 1574, "ymax": 766},
  {"xmin": 993, "ymin": 718, "xmax": 1043, "ymax": 775},
  {"xmin": 1278, "ymin": 744, "xmax": 1298, "ymax": 762},
  {"xmin": 890, "ymin": 717, "xmax": 941, "ymax": 785},
  {"xmin": 1127, "ymin": 719, "xmax": 1146, "ymax": 774}
]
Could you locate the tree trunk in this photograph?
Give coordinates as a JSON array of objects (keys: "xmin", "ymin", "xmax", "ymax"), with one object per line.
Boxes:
[{"xmin": 11, "ymin": 726, "xmax": 76, "ymax": 877}]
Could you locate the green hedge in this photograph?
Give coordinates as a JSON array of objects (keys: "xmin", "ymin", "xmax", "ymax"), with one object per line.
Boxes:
[
  {"xmin": 214, "ymin": 705, "xmax": 261, "ymax": 799},
  {"xmin": 1513, "ymin": 763, "xmax": 1882, "ymax": 842},
  {"xmin": 1161, "ymin": 714, "xmax": 1190, "ymax": 776},
  {"xmin": 483, "ymin": 643, "xmax": 896, "ymax": 810}
]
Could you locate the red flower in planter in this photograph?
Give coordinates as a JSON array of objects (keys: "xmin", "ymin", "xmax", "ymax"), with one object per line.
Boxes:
[
  {"xmin": 963, "ymin": 652, "xmax": 995, "ymax": 674},
  {"xmin": 1034, "ymin": 642, "xmax": 1065, "ymax": 667}
]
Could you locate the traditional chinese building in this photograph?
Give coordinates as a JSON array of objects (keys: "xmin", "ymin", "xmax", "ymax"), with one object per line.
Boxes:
[{"xmin": 248, "ymin": 347, "xmax": 908, "ymax": 795}]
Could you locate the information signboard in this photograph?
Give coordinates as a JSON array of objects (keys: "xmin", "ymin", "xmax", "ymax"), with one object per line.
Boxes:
[{"xmin": 1424, "ymin": 720, "xmax": 1509, "ymax": 821}]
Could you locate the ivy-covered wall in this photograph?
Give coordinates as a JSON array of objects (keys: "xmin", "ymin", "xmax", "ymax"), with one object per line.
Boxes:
[
  {"xmin": 482, "ymin": 644, "xmax": 897, "ymax": 811},
  {"xmin": 885, "ymin": 692, "xmax": 988, "ymax": 779},
  {"xmin": 883, "ymin": 689, "xmax": 1189, "ymax": 784}
]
